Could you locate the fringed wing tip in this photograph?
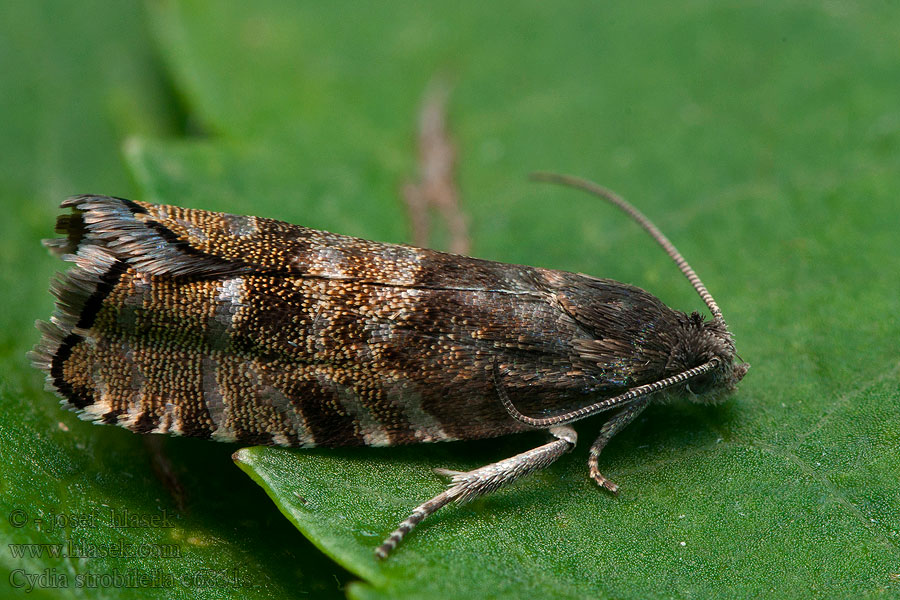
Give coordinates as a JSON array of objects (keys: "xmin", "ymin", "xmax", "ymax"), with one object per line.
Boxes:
[
  {"xmin": 42, "ymin": 237, "xmax": 72, "ymax": 256},
  {"xmin": 60, "ymin": 194, "xmax": 107, "ymax": 209},
  {"xmin": 26, "ymin": 349, "xmax": 50, "ymax": 373},
  {"xmin": 44, "ymin": 195, "xmax": 114, "ymax": 257},
  {"xmin": 58, "ymin": 194, "xmax": 240, "ymax": 279},
  {"xmin": 29, "ymin": 319, "xmax": 63, "ymax": 387}
]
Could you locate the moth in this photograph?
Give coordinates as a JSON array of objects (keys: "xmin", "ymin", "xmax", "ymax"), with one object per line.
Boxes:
[{"xmin": 31, "ymin": 173, "xmax": 748, "ymax": 558}]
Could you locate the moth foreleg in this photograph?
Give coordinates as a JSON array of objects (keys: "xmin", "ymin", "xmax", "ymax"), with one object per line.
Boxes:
[
  {"xmin": 375, "ymin": 425, "xmax": 577, "ymax": 559},
  {"xmin": 588, "ymin": 397, "xmax": 650, "ymax": 494}
]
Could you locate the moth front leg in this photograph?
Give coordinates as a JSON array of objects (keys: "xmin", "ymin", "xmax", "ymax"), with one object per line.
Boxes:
[
  {"xmin": 375, "ymin": 425, "xmax": 577, "ymax": 559},
  {"xmin": 588, "ymin": 397, "xmax": 651, "ymax": 494}
]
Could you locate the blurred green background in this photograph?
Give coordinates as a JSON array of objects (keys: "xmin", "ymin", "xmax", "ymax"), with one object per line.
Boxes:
[{"xmin": 1, "ymin": 1, "xmax": 899, "ymax": 598}]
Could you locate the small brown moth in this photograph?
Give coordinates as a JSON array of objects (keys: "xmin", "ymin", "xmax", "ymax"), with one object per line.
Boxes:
[{"xmin": 31, "ymin": 173, "xmax": 748, "ymax": 558}]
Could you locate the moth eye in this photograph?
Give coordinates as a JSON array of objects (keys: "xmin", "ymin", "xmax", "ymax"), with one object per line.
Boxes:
[{"xmin": 688, "ymin": 371, "xmax": 716, "ymax": 395}]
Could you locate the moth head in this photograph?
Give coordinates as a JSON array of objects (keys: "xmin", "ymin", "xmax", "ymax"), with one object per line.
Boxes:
[{"xmin": 669, "ymin": 311, "xmax": 748, "ymax": 404}]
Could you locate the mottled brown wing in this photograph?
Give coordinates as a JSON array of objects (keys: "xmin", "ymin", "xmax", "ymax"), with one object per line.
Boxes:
[
  {"xmin": 32, "ymin": 196, "xmax": 636, "ymax": 447},
  {"xmin": 48, "ymin": 196, "xmax": 544, "ymax": 291}
]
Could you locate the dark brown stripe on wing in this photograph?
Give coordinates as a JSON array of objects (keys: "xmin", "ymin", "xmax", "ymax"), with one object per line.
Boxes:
[
  {"xmin": 50, "ymin": 334, "xmax": 94, "ymax": 409},
  {"xmin": 101, "ymin": 410, "xmax": 122, "ymax": 425},
  {"xmin": 131, "ymin": 411, "xmax": 159, "ymax": 434},
  {"xmin": 76, "ymin": 260, "xmax": 128, "ymax": 329},
  {"xmin": 286, "ymin": 376, "xmax": 365, "ymax": 447}
]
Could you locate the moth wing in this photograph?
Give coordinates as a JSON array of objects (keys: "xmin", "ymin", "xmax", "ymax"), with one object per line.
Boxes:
[
  {"xmin": 32, "ymin": 196, "xmax": 583, "ymax": 447},
  {"xmin": 51, "ymin": 196, "xmax": 540, "ymax": 294}
]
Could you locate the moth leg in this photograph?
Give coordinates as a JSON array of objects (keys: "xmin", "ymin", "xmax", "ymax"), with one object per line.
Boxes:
[
  {"xmin": 375, "ymin": 425, "xmax": 577, "ymax": 559},
  {"xmin": 588, "ymin": 397, "xmax": 651, "ymax": 494}
]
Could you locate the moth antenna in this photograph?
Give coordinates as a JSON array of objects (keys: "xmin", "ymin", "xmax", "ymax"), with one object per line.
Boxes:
[
  {"xmin": 530, "ymin": 172, "xmax": 724, "ymax": 323},
  {"xmin": 496, "ymin": 357, "xmax": 721, "ymax": 428}
]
